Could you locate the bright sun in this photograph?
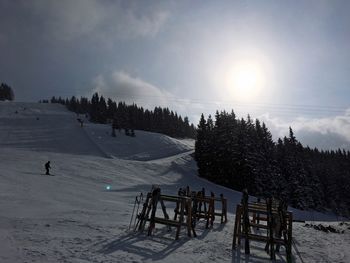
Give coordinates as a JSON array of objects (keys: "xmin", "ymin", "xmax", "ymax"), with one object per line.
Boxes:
[{"xmin": 225, "ymin": 60, "xmax": 265, "ymax": 102}]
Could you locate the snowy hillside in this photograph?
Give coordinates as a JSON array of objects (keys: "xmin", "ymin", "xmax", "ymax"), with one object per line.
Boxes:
[
  {"xmin": 0, "ymin": 102, "xmax": 349, "ymax": 263},
  {"xmin": 0, "ymin": 102, "xmax": 193, "ymax": 160}
]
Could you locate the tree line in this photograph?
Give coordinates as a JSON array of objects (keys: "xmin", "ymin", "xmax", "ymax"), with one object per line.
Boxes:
[
  {"xmin": 0, "ymin": 83, "xmax": 15, "ymax": 101},
  {"xmin": 195, "ymin": 110, "xmax": 350, "ymax": 217},
  {"xmin": 47, "ymin": 93, "xmax": 196, "ymax": 138}
]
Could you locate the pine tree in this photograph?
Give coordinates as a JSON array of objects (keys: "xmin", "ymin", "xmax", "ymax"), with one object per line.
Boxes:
[
  {"xmin": 195, "ymin": 114, "xmax": 208, "ymax": 178},
  {"xmin": 0, "ymin": 83, "xmax": 15, "ymax": 101}
]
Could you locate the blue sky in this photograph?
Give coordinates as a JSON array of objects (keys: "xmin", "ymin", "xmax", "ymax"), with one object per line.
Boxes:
[{"xmin": 1, "ymin": 0, "xmax": 350, "ymax": 149}]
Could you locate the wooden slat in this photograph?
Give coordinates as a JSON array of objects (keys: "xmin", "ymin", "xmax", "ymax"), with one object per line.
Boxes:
[
  {"xmin": 160, "ymin": 195, "xmax": 189, "ymax": 202},
  {"xmin": 152, "ymin": 218, "xmax": 183, "ymax": 227},
  {"xmin": 249, "ymin": 222, "xmax": 268, "ymax": 229},
  {"xmin": 232, "ymin": 205, "xmax": 241, "ymax": 249},
  {"xmin": 214, "ymin": 212, "xmax": 224, "ymax": 216}
]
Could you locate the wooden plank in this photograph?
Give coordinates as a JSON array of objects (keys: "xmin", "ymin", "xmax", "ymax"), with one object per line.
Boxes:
[
  {"xmin": 247, "ymin": 207, "xmax": 278, "ymax": 214},
  {"xmin": 249, "ymin": 222, "xmax": 268, "ymax": 229},
  {"xmin": 254, "ymin": 216, "xmax": 268, "ymax": 221},
  {"xmin": 222, "ymin": 198, "xmax": 227, "ymax": 223},
  {"xmin": 160, "ymin": 195, "xmax": 188, "ymax": 202},
  {"xmin": 232, "ymin": 205, "xmax": 241, "ymax": 249},
  {"xmin": 176, "ymin": 198, "xmax": 185, "ymax": 240},
  {"xmin": 214, "ymin": 212, "xmax": 224, "ymax": 216},
  {"xmin": 186, "ymin": 199, "xmax": 192, "ymax": 237},
  {"xmin": 266, "ymin": 198, "xmax": 276, "ymax": 260},
  {"xmin": 286, "ymin": 212, "xmax": 293, "ymax": 263},
  {"xmin": 153, "ymin": 218, "xmax": 182, "ymax": 227}
]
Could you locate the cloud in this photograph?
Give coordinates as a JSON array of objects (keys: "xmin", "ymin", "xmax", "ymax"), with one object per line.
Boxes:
[
  {"xmin": 90, "ymin": 70, "xmax": 202, "ymax": 125},
  {"xmin": 91, "ymin": 70, "xmax": 173, "ymax": 109},
  {"xmin": 113, "ymin": 7, "xmax": 169, "ymax": 39},
  {"xmin": 19, "ymin": 0, "xmax": 169, "ymax": 43},
  {"xmin": 260, "ymin": 111, "xmax": 350, "ymax": 150}
]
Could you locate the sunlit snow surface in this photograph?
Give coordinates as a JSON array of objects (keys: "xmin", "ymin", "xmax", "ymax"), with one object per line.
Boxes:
[{"xmin": 0, "ymin": 102, "xmax": 348, "ymax": 263}]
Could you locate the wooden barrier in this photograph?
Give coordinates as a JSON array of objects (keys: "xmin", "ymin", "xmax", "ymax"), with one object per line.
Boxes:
[
  {"xmin": 174, "ymin": 189, "xmax": 227, "ymax": 229},
  {"xmin": 232, "ymin": 191, "xmax": 292, "ymax": 263},
  {"xmin": 135, "ymin": 186, "xmax": 227, "ymax": 240},
  {"xmin": 193, "ymin": 195, "xmax": 227, "ymax": 226},
  {"xmin": 136, "ymin": 187, "xmax": 195, "ymax": 240}
]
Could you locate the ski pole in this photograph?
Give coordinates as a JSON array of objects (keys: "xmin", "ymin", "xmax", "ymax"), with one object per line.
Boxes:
[
  {"xmin": 133, "ymin": 193, "xmax": 143, "ymax": 230},
  {"xmin": 128, "ymin": 196, "xmax": 138, "ymax": 231}
]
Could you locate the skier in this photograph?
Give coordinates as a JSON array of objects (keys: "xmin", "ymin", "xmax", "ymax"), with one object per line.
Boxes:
[{"xmin": 45, "ymin": 161, "xmax": 51, "ymax": 175}]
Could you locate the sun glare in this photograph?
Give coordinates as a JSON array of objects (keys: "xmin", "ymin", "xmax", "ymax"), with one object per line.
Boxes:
[{"xmin": 225, "ymin": 60, "xmax": 265, "ymax": 102}]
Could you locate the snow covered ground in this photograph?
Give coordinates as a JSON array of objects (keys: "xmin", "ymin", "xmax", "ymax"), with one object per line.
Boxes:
[{"xmin": 0, "ymin": 102, "xmax": 349, "ymax": 263}]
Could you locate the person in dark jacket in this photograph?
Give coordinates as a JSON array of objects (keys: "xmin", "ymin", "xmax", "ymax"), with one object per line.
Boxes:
[{"xmin": 45, "ymin": 161, "xmax": 51, "ymax": 175}]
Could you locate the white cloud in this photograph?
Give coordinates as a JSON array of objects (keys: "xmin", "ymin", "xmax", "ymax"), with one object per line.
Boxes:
[
  {"xmin": 91, "ymin": 70, "xmax": 173, "ymax": 109},
  {"xmin": 90, "ymin": 70, "xmax": 202, "ymax": 125},
  {"xmin": 260, "ymin": 111, "xmax": 350, "ymax": 150}
]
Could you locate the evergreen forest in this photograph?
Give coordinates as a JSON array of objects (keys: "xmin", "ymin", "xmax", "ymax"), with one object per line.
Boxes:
[
  {"xmin": 195, "ymin": 111, "xmax": 350, "ymax": 217},
  {"xmin": 47, "ymin": 93, "xmax": 196, "ymax": 139}
]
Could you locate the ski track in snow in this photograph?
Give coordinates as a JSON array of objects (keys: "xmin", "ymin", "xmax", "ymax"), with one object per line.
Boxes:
[{"xmin": 0, "ymin": 102, "xmax": 349, "ymax": 263}]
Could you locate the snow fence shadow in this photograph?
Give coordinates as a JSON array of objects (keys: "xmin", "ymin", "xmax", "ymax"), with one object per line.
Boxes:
[
  {"xmin": 231, "ymin": 244, "xmax": 290, "ymax": 263},
  {"xmin": 98, "ymin": 231, "xmax": 193, "ymax": 261}
]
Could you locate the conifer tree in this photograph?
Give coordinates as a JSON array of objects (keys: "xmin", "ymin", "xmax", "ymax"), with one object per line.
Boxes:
[{"xmin": 0, "ymin": 83, "xmax": 15, "ymax": 101}]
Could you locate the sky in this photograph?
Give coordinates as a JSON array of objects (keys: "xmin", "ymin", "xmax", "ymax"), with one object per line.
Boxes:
[{"xmin": 1, "ymin": 0, "xmax": 350, "ymax": 150}]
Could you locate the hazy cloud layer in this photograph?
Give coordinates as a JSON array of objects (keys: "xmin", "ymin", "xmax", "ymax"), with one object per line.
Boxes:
[
  {"xmin": 91, "ymin": 70, "xmax": 174, "ymax": 109},
  {"xmin": 90, "ymin": 70, "xmax": 202, "ymax": 122},
  {"xmin": 261, "ymin": 111, "xmax": 350, "ymax": 150},
  {"xmin": 24, "ymin": 0, "xmax": 169, "ymax": 43}
]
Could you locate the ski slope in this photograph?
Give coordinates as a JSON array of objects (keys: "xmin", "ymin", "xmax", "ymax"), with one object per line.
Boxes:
[
  {"xmin": 0, "ymin": 102, "xmax": 349, "ymax": 263},
  {"xmin": 0, "ymin": 102, "xmax": 193, "ymax": 160}
]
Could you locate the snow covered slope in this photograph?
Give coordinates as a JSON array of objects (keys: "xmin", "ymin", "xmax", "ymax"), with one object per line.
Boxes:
[
  {"xmin": 0, "ymin": 102, "xmax": 348, "ymax": 263},
  {"xmin": 0, "ymin": 102, "xmax": 107, "ymax": 157},
  {"xmin": 84, "ymin": 123, "xmax": 194, "ymax": 161},
  {"xmin": 0, "ymin": 102, "xmax": 193, "ymax": 160}
]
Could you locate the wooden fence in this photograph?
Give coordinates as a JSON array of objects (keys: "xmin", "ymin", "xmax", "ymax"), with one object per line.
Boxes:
[{"xmin": 232, "ymin": 191, "xmax": 293, "ymax": 263}]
